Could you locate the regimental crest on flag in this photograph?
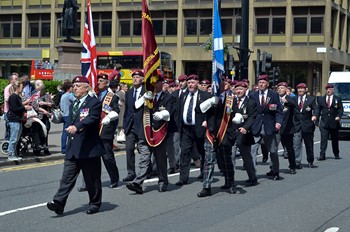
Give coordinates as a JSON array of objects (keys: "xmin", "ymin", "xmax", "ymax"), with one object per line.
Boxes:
[
  {"xmin": 211, "ymin": 0, "xmax": 225, "ymax": 96},
  {"xmin": 81, "ymin": 0, "xmax": 97, "ymax": 92}
]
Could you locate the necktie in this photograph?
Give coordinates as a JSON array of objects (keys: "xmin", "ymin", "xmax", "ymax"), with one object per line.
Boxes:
[
  {"xmin": 72, "ymin": 100, "xmax": 80, "ymax": 118},
  {"xmin": 299, "ymin": 96, "xmax": 304, "ymax": 110},
  {"xmin": 186, "ymin": 93, "xmax": 194, "ymax": 124},
  {"xmin": 133, "ymin": 89, "xmax": 137, "ymax": 102},
  {"xmin": 327, "ymin": 96, "xmax": 331, "ymax": 108},
  {"xmin": 153, "ymin": 94, "xmax": 158, "ymax": 106},
  {"xmin": 261, "ymin": 92, "xmax": 265, "ymax": 106},
  {"xmin": 237, "ymin": 98, "xmax": 241, "ymax": 109}
]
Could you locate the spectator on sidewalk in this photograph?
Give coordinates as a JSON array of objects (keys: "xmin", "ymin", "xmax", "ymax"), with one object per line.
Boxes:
[
  {"xmin": 59, "ymin": 81, "xmax": 75, "ymax": 154},
  {"xmin": 8, "ymin": 80, "xmax": 32, "ymax": 161},
  {"xmin": 4, "ymin": 73, "xmax": 19, "ymax": 140}
]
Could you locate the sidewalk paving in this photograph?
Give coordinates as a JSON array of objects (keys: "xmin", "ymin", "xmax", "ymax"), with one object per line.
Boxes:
[{"xmin": 0, "ymin": 121, "xmax": 125, "ymax": 167}]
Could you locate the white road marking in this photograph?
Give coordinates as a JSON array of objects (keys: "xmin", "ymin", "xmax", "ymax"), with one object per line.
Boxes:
[
  {"xmin": 0, "ymin": 140, "xmax": 322, "ymax": 217},
  {"xmin": 324, "ymin": 227, "xmax": 339, "ymax": 232}
]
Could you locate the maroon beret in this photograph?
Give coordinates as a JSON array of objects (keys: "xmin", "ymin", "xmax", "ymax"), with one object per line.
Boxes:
[
  {"xmin": 187, "ymin": 74, "xmax": 199, "ymax": 81},
  {"xmin": 132, "ymin": 70, "xmax": 144, "ymax": 77},
  {"xmin": 97, "ymin": 72, "xmax": 109, "ymax": 80},
  {"xmin": 235, "ymin": 81, "xmax": 248, "ymax": 88},
  {"xmin": 224, "ymin": 78, "xmax": 232, "ymax": 84},
  {"xmin": 231, "ymin": 80, "xmax": 238, "ymax": 86},
  {"xmin": 325, "ymin": 83, "xmax": 334, "ymax": 89},
  {"xmin": 168, "ymin": 81, "xmax": 176, "ymax": 87},
  {"xmin": 277, "ymin": 82, "xmax": 288, "ymax": 87},
  {"xmin": 72, "ymin": 76, "xmax": 89, "ymax": 84},
  {"xmin": 200, "ymin": 79, "xmax": 210, "ymax": 85},
  {"xmin": 257, "ymin": 74, "xmax": 269, "ymax": 81},
  {"xmin": 242, "ymin": 79, "xmax": 250, "ymax": 84},
  {"xmin": 178, "ymin": 74, "xmax": 188, "ymax": 82},
  {"xmin": 296, "ymin": 83, "xmax": 307, "ymax": 89}
]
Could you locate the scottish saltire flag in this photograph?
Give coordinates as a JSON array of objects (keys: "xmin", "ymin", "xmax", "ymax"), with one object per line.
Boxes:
[
  {"xmin": 81, "ymin": 0, "xmax": 97, "ymax": 91},
  {"xmin": 212, "ymin": 0, "xmax": 224, "ymax": 96}
]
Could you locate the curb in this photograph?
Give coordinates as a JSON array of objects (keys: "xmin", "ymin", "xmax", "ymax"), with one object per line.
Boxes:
[{"xmin": 0, "ymin": 147, "xmax": 126, "ymax": 168}]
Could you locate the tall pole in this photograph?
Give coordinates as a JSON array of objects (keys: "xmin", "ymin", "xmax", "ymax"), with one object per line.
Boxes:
[{"xmin": 240, "ymin": 0, "xmax": 249, "ymax": 80}]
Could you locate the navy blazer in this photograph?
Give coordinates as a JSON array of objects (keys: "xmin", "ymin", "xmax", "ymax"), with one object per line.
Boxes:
[
  {"xmin": 123, "ymin": 86, "xmax": 145, "ymax": 139},
  {"xmin": 66, "ymin": 95, "xmax": 105, "ymax": 160},
  {"xmin": 280, "ymin": 95, "xmax": 297, "ymax": 135},
  {"xmin": 250, "ymin": 89, "xmax": 283, "ymax": 136},
  {"xmin": 317, "ymin": 95, "xmax": 343, "ymax": 129},
  {"xmin": 293, "ymin": 95, "xmax": 318, "ymax": 133},
  {"xmin": 178, "ymin": 89, "xmax": 211, "ymax": 138}
]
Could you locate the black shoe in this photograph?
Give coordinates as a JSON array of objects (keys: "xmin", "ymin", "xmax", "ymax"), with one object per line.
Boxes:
[
  {"xmin": 175, "ymin": 181, "xmax": 188, "ymax": 186},
  {"xmin": 44, "ymin": 149, "xmax": 51, "ymax": 156},
  {"xmin": 308, "ymin": 163, "xmax": 315, "ymax": 168},
  {"xmin": 295, "ymin": 164, "xmax": 303, "ymax": 170},
  {"xmin": 317, "ymin": 156, "xmax": 326, "ymax": 161},
  {"xmin": 334, "ymin": 155, "xmax": 340, "ymax": 159},
  {"xmin": 123, "ymin": 175, "xmax": 135, "ymax": 182},
  {"xmin": 47, "ymin": 201, "xmax": 64, "ymax": 215},
  {"xmin": 158, "ymin": 183, "xmax": 167, "ymax": 192},
  {"xmin": 168, "ymin": 167, "xmax": 176, "ymax": 174},
  {"xmin": 290, "ymin": 169, "xmax": 296, "ymax": 175},
  {"xmin": 77, "ymin": 186, "xmax": 87, "ymax": 192},
  {"xmin": 262, "ymin": 157, "xmax": 268, "ymax": 163},
  {"xmin": 245, "ymin": 178, "xmax": 258, "ymax": 186},
  {"xmin": 109, "ymin": 182, "xmax": 119, "ymax": 189},
  {"xmin": 126, "ymin": 183, "xmax": 143, "ymax": 194},
  {"xmin": 197, "ymin": 174, "xmax": 203, "ymax": 180},
  {"xmin": 86, "ymin": 207, "xmax": 99, "ymax": 215},
  {"xmin": 37, "ymin": 145, "xmax": 44, "ymax": 150},
  {"xmin": 229, "ymin": 186, "xmax": 237, "ymax": 194},
  {"xmin": 197, "ymin": 188, "xmax": 211, "ymax": 197},
  {"xmin": 220, "ymin": 184, "xmax": 230, "ymax": 189},
  {"xmin": 266, "ymin": 170, "xmax": 280, "ymax": 180}
]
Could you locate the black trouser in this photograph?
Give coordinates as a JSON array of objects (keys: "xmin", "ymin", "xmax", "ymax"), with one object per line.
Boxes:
[
  {"xmin": 320, "ymin": 127, "xmax": 339, "ymax": 157},
  {"xmin": 102, "ymin": 139, "xmax": 119, "ymax": 184},
  {"xmin": 179, "ymin": 125, "xmax": 204, "ymax": 183},
  {"xmin": 53, "ymin": 157, "xmax": 102, "ymax": 209},
  {"xmin": 125, "ymin": 129, "xmax": 138, "ymax": 178},
  {"xmin": 280, "ymin": 134, "xmax": 296, "ymax": 169},
  {"xmin": 31, "ymin": 122, "xmax": 46, "ymax": 148},
  {"xmin": 261, "ymin": 143, "xmax": 268, "ymax": 160}
]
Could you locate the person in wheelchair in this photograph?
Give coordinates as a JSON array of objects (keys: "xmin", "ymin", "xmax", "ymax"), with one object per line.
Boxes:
[
  {"xmin": 8, "ymin": 80, "xmax": 32, "ymax": 161},
  {"xmin": 29, "ymin": 80, "xmax": 54, "ymax": 156}
]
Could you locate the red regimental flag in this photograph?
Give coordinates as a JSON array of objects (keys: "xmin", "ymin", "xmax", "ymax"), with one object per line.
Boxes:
[
  {"xmin": 81, "ymin": 0, "xmax": 97, "ymax": 92},
  {"xmin": 142, "ymin": 0, "xmax": 160, "ymax": 92}
]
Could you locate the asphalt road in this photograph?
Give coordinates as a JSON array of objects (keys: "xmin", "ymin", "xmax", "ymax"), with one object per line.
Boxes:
[{"xmin": 0, "ymin": 122, "xmax": 350, "ymax": 232}]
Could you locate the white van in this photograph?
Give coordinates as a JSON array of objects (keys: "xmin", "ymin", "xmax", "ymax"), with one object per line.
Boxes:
[{"xmin": 328, "ymin": 71, "xmax": 350, "ymax": 136}]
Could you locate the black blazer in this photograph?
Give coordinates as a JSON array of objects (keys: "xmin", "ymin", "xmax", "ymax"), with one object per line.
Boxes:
[
  {"xmin": 293, "ymin": 95, "xmax": 319, "ymax": 133},
  {"xmin": 206, "ymin": 93, "xmax": 236, "ymax": 146},
  {"xmin": 123, "ymin": 86, "xmax": 145, "ymax": 138},
  {"xmin": 152, "ymin": 91, "xmax": 175, "ymax": 131},
  {"xmin": 66, "ymin": 95, "xmax": 105, "ymax": 160},
  {"xmin": 99, "ymin": 90, "xmax": 120, "ymax": 140},
  {"xmin": 250, "ymin": 90, "xmax": 283, "ymax": 136},
  {"xmin": 317, "ymin": 95, "xmax": 343, "ymax": 129},
  {"xmin": 280, "ymin": 95, "xmax": 297, "ymax": 135},
  {"xmin": 233, "ymin": 97, "xmax": 257, "ymax": 146},
  {"xmin": 178, "ymin": 89, "xmax": 211, "ymax": 138}
]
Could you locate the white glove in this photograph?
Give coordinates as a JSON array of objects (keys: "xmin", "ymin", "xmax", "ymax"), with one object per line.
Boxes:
[
  {"xmin": 153, "ymin": 110, "xmax": 170, "ymax": 121},
  {"xmin": 88, "ymin": 90, "xmax": 97, "ymax": 98},
  {"xmin": 135, "ymin": 91, "xmax": 153, "ymax": 109},
  {"xmin": 102, "ymin": 116, "xmax": 111, "ymax": 125},
  {"xmin": 232, "ymin": 113, "xmax": 244, "ymax": 124},
  {"xmin": 200, "ymin": 96, "xmax": 219, "ymax": 113}
]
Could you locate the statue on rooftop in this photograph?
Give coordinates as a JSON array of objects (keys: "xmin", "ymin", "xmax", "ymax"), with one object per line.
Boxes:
[{"xmin": 62, "ymin": 0, "xmax": 79, "ymax": 42}]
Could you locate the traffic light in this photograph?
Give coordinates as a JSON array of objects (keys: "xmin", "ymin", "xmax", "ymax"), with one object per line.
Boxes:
[
  {"xmin": 261, "ymin": 51, "xmax": 272, "ymax": 72},
  {"xmin": 268, "ymin": 67, "xmax": 280, "ymax": 86}
]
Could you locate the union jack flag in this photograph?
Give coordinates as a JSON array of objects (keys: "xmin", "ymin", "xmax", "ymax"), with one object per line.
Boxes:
[{"xmin": 81, "ymin": 0, "xmax": 97, "ymax": 91}]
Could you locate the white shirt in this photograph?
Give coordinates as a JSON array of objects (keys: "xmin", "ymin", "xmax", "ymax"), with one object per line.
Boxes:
[
  {"xmin": 326, "ymin": 95, "xmax": 333, "ymax": 107},
  {"xmin": 259, "ymin": 89, "xmax": 268, "ymax": 105},
  {"xmin": 133, "ymin": 86, "xmax": 142, "ymax": 100},
  {"xmin": 183, "ymin": 90, "xmax": 198, "ymax": 125},
  {"xmin": 298, "ymin": 94, "xmax": 306, "ymax": 105},
  {"xmin": 237, "ymin": 96, "xmax": 246, "ymax": 109}
]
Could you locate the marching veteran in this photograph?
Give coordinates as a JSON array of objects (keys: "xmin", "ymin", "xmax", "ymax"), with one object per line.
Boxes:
[{"xmin": 47, "ymin": 76, "xmax": 105, "ymax": 215}]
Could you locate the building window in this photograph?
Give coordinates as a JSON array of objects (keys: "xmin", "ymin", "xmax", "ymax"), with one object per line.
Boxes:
[
  {"xmin": 311, "ymin": 17, "xmax": 323, "ymax": 34},
  {"xmin": 221, "ymin": 19, "xmax": 232, "ymax": 35},
  {"xmin": 92, "ymin": 12, "xmax": 112, "ymax": 37},
  {"xmin": 166, "ymin": 20, "xmax": 177, "ymax": 35},
  {"xmin": 153, "ymin": 20, "xmax": 163, "ymax": 35},
  {"xmin": 294, "ymin": 17, "xmax": 307, "ymax": 34},
  {"xmin": 256, "ymin": 18, "xmax": 269, "ymax": 34},
  {"xmin": 272, "ymin": 18, "xmax": 285, "ymax": 34},
  {"xmin": 120, "ymin": 21, "xmax": 130, "ymax": 36},
  {"xmin": 0, "ymin": 15, "xmax": 22, "ymax": 38},
  {"xmin": 133, "ymin": 20, "xmax": 141, "ymax": 36},
  {"xmin": 200, "ymin": 19, "xmax": 211, "ymax": 35},
  {"xmin": 28, "ymin": 14, "xmax": 50, "ymax": 38},
  {"xmin": 185, "ymin": 19, "xmax": 197, "ymax": 35},
  {"xmin": 102, "ymin": 21, "xmax": 112, "ymax": 36}
]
